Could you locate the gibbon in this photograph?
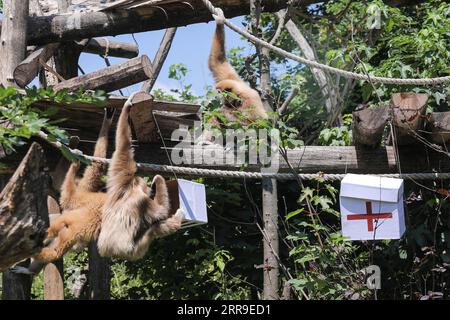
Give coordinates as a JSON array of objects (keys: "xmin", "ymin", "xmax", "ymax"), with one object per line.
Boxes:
[
  {"xmin": 97, "ymin": 93, "xmax": 184, "ymax": 261},
  {"xmin": 204, "ymin": 9, "xmax": 268, "ymax": 134},
  {"xmin": 11, "ymin": 108, "xmax": 115, "ymax": 275}
]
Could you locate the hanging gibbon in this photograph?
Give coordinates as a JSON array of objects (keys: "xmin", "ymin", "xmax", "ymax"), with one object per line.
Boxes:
[
  {"xmin": 97, "ymin": 93, "xmax": 184, "ymax": 261},
  {"xmin": 11, "ymin": 108, "xmax": 115, "ymax": 275},
  {"xmin": 201, "ymin": 9, "xmax": 268, "ymax": 142}
]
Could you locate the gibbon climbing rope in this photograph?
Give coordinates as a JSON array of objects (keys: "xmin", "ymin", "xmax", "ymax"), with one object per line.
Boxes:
[
  {"xmin": 199, "ymin": 0, "xmax": 450, "ymax": 86},
  {"xmin": 37, "ymin": 131, "xmax": 450, "ymax": 181}
]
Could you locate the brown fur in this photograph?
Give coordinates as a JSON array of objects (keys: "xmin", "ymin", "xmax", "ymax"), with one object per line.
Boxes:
[
  {"xmin": 208, "ymin": 21, "xmax": 268, "ymax": 126},
  {"xmin": 97, "ymin": 95, "xmax": 183, "ymax": 261},
  {"xmin": 33, "ymin": 110, "xmax": 114, "ymax": 263}
]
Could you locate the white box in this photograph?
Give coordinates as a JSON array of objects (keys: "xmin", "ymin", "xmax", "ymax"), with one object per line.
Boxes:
[
  {"xmin": 340, "ymin": 174, "xmax": 405, "ymax": 240},
  {"xmin": 167, "ymin": 179, "xmax": 208, "ymax": 229}
]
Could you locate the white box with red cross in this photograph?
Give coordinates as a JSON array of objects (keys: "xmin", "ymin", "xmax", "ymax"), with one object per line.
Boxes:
[{"xmin": 339, "ymin": 174, "xmax": 405, "ymax": 240}]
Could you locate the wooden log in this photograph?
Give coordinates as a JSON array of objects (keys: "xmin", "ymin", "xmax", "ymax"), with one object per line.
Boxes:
[
  {"xmin": 82, "ymin": 38, "xmax": 139, "ymax": 59},
  {"xmin": 0, "ymin": 0, "xmax": 29, "ymax": 87},
  {"xmin": 352, "ymin": 104, "xmax": 389, "ymax": 147},
  {"xmin": 13, "ymin": 43, "xmax": 60, "ymax": 88},
  {"xmin": 53, "ymin": 55, "xmax": 153, "ymax": 93},
  {"xmin": 23, "ymin": 0, "xmax": 294, "ymax": 45},
  {"xmin": 129, "ymin": 91, "xmax": 158, "ymax": 143},
  {"xmin": 426, "ymin": 112, "xmax": 450, "ymax": 144},
  {"xmin": 0, "ymin": 143, "xmax": 49, "ymax": 271},
  {"xmin": 391, "ymin": 92, "xmax": 428, "ymax": 145}
]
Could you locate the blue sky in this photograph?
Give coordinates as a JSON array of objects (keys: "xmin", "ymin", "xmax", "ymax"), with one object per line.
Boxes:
[{"xmin": 78, "ymin": 16, "xmax": 252, "ymax": 97}]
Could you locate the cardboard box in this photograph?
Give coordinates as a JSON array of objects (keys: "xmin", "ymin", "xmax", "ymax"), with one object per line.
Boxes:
[{"xmin": 340, "ymin": 174, "xmax": 405, "ymax": 240}]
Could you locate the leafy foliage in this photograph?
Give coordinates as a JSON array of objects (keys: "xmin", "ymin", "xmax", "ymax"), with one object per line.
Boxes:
[{"xmin": 0, "ymin": 86, "xmax": 106, "ymax": 153}]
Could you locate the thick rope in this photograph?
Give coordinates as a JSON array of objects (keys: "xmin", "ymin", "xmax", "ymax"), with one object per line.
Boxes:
[
  {"xmin": 199, "ymin": 0, "xmax": 450, "ymax": 86},
  {"xmin": 37, "ymin": 131, "xmax": 450, "ymax": 181}
]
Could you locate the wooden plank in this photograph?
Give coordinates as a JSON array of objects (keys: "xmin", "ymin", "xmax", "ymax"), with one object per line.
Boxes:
[
  {"xmin": 352, "ymin": 104, "xmax": 389, "ymax": 148},
  {"xmin": 392, "ymin": 92, "xmax": 428, "ymax": 145},
  {"xmin": 53, "ymin": 55, "xmax": 153, "ymax": 93}
]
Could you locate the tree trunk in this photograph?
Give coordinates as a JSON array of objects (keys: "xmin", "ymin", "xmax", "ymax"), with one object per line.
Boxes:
[
  {"xmin": 0, "ymin": 0, "xmax": 29, "ymax": 87},
  {"xmin": 283, "ymin": 18, "xmax": 339, "ymax": 124},
  {"xmin": 0, "ymin": 143, "xmax": 49, "ymax": 272}
]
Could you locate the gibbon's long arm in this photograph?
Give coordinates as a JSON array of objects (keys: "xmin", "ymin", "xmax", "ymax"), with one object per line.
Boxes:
[
  {"xmin": 106, "ymin": 95, "xmax": 137, "ymax": 201},
  {"xmin": 208, "ymin": 22, "xmax": 241, "ymax": 84},
  {"xmin": 77, "ymin": 108, "xmax": 115, "ymax": 193}
]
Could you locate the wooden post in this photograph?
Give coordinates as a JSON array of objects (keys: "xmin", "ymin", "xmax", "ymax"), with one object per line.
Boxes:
[
  {"xmin": 0, "ymin": 0, "xmax": 29, "ymax": 87},
  {"xmin": 262, "ymin": 178, "xmax": 279, "ymax": 300},
  {"xmin": 391, "ymin": 92, "xmax": 429, "ymax": 145},
  {"xmin": 87, "ymin": 243, "xmax": 111, "ymax": 300},
  {"xmin": 352, "ymin": 104, "xmax": 389, "ymax": 148},
  {"xmin": 251, "ymin": 0, "xmax": 280, "ymax": 300}
]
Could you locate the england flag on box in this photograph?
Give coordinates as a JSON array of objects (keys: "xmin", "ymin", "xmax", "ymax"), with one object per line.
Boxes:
[{"xmin": 340, "ymin": 174, "xmax": 405, "ymax": 240}]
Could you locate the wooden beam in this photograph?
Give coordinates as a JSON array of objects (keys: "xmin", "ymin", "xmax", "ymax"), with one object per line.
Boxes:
[
  {"xmin": 81, "ymin": 38, "xmax": 139, "ymax": 59},
  {"xmin": 0, "ymin": 0, "xmax": 29, "ymax": 87},
  {"xmin": 13, "ymin": 43, "xmax": 60, "ymax": 88},
  {"xmin": 0, "ymin": 143, "xmax": 49, "ymax": 271},
  {"xmin": 24, "ymin": 0, "xmax": 294, "ymax": 45},
  {"xmin": 352, "ymin": 104, "xmax": 389, "ymax": 148},
  {"xmin": 53, "ymin": 55, "xmax": 153, "ymax": 93}
]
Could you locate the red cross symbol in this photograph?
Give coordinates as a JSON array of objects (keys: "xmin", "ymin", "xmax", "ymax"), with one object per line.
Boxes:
[{"xmin": 347, "ymin": 201, "xmax": 393, "ymax": 232}]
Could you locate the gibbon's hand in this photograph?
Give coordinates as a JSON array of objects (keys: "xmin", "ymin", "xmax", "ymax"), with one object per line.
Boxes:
[
  {"xmin": 105, "ymin": 107, "xmax": 116, "ymax": 120},
  {"xmin": 9, "ymin": 265, "xmax": 35, "ymax": 276},
  {"xmin": 213, "ymin": 8, "xmax": 225, "ymax": 25},
  {"xmin": 123, "ymin": 91, "xmax": 141, "ymax": 111}
]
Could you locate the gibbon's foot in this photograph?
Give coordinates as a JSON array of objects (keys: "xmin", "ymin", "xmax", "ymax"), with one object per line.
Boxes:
[
  {"xmin": 9, "ymin": 265, "xmax": 34, "ymax": 275},
  {"xmin": 213, "ymin": 8, "xmax": 225, "ymax": 25}
]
